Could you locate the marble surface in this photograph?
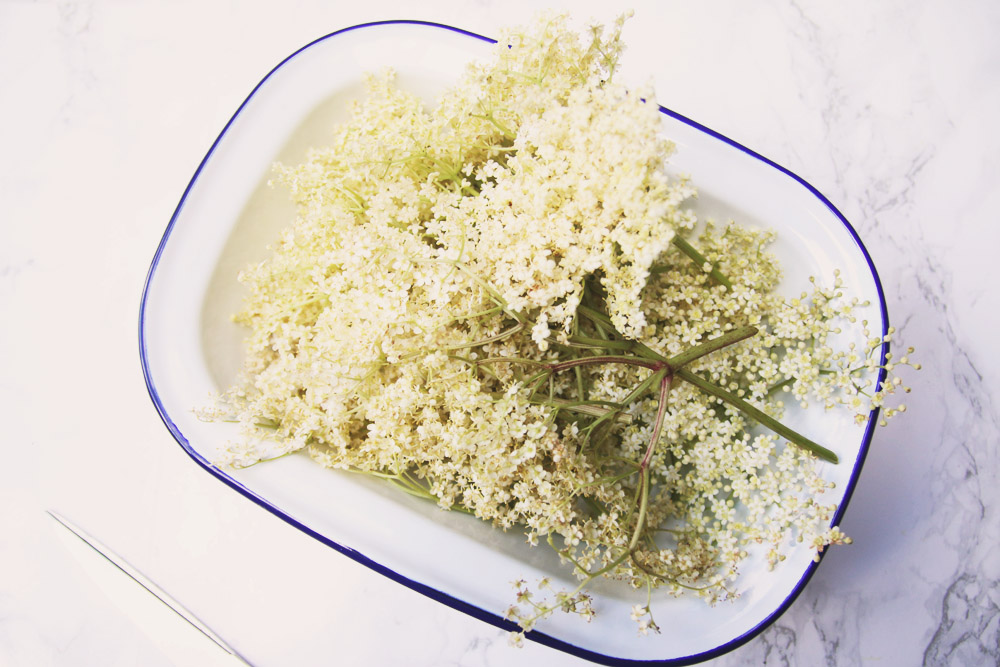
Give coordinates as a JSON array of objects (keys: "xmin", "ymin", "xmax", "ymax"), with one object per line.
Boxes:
[{"xmin": 2, "ymin": 1, "xmax": 998, "ymax": 665}]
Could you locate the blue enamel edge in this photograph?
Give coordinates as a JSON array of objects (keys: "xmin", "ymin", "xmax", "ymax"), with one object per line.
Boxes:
[{"xmin": 138, "ymin": 19, "xmax": 890, "ymax": 667}]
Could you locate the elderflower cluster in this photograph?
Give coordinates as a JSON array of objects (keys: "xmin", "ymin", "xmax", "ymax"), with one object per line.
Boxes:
[{"xmin": 210, "ymin": 14, "xmax": 916, "ymax": 638}]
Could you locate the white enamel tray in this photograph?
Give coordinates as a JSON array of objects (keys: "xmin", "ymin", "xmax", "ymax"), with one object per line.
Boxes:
[{"xmin": 139, "ymin": 21, "xmax": 888, "ymax": 665}]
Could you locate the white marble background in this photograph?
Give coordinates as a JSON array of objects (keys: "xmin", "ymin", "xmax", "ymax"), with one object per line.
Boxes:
[{"xmin": 2, "ymin": 0, "xmax": 997, "ymax": 665}]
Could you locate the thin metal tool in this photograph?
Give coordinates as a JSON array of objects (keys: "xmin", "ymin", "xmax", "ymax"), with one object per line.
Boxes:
[{"xmin": 48, "ymin": 510, "xmax": 251, "ymax": 666}]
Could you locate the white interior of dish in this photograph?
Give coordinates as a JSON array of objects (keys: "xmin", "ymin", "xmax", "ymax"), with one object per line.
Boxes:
[{"xmin": 141, "ymin": 22, "xmax": 884, "ymax": 662}]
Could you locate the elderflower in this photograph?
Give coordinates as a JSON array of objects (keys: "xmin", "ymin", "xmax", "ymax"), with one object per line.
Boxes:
[{"xmin": 209, "ymin": 13, "xmax": 918, "ymax": 639}]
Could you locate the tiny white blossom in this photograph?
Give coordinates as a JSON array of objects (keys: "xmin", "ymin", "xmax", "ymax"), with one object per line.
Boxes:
[{"xmin": 206, "ymin": 12, "xmax": 916, "ymax": 640}]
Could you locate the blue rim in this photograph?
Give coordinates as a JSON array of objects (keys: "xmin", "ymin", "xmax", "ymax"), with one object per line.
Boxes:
[{"xmin": 138, "ymin": 20, "xmax": 889, "ymax": 667}]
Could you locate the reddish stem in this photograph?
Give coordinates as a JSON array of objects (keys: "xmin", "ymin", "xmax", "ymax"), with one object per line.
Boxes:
[
  {"xmin": 629, "ymin": 371, "xmax": 673, "ymax": 551},
  {"xmin": 641, "ymin": 373, "xmax": 673, "ymax": 470}
]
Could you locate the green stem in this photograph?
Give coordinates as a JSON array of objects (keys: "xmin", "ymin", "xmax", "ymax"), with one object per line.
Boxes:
[
  {"xmin": 668, "ymin": 235, "xmax": 733, "ymax": 289},
  {"xmin": 576, "ymin": 305, "xmax": 667, "ymax": 362},
  {"xmin": 546, "ymin": 355, "xmax": 661, "ymax": 373},
  {"xmin": 567, "ymin": 334, "xmax": 635, "ymax": 351},
  {"xmin": 528, "ymin": 398, "xmax": 634, "ymax": 423},
  {"xmin": 472, "ymin": 356, "xmax": 549, "ymax": 368},
  {"xmin": 441, "ymin": 322, "xmax": 524, "ymax": 350},
  {"xmin": 767, "ymin": 377, "xmax": 794, "ymax": 396},
  {"xmin": 630, "ymin": 470, "xmax": 652, "ymax": 552},
  {"xmin": 621, "ymin": 369, "xmax": 667, "ymax": 406},
  {"xmin": 666, "ymin": 326, "xmax": 758, "ymax": 369},
  {"xmin": 675, "ymin": 368, "xmax": 839, "ymax": 463}
]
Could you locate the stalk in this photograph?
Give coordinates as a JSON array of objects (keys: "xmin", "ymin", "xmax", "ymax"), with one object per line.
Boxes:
[
  {"xmin": 666, "ymin": 326, "xmax": 757, "ymax": 369},
  {"xmin": 629, "ymin": 372, "xmax": 673, "ymax": 552},
  {"xmin": 668, "ymin": 235, "xmax": 733, "ymax": 289},
  {"xmin": 676, "ymin": 368, "xmax": 839, "ymax": 463},
  {"xmin": 466, "ymin": 297, "xmax": 837, "ymax": 464},
  {"xmin": 576, "ymin": 304, "xmax": 666, "ymax": 361},
  {"xmin": 546, "ymin": 355, "xmax": 661, "ymax": 373}
]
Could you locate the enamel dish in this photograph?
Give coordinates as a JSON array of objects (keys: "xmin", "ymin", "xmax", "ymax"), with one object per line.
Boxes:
[{"xmin": 140, "ymin": 21, "xmax": 888, "ymax": 665}]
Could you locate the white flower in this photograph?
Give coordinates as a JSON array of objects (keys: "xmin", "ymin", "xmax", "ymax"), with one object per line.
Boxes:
[{"xmin": 206, "ymin": 13, "xmax": 912, "ymax": 637}]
